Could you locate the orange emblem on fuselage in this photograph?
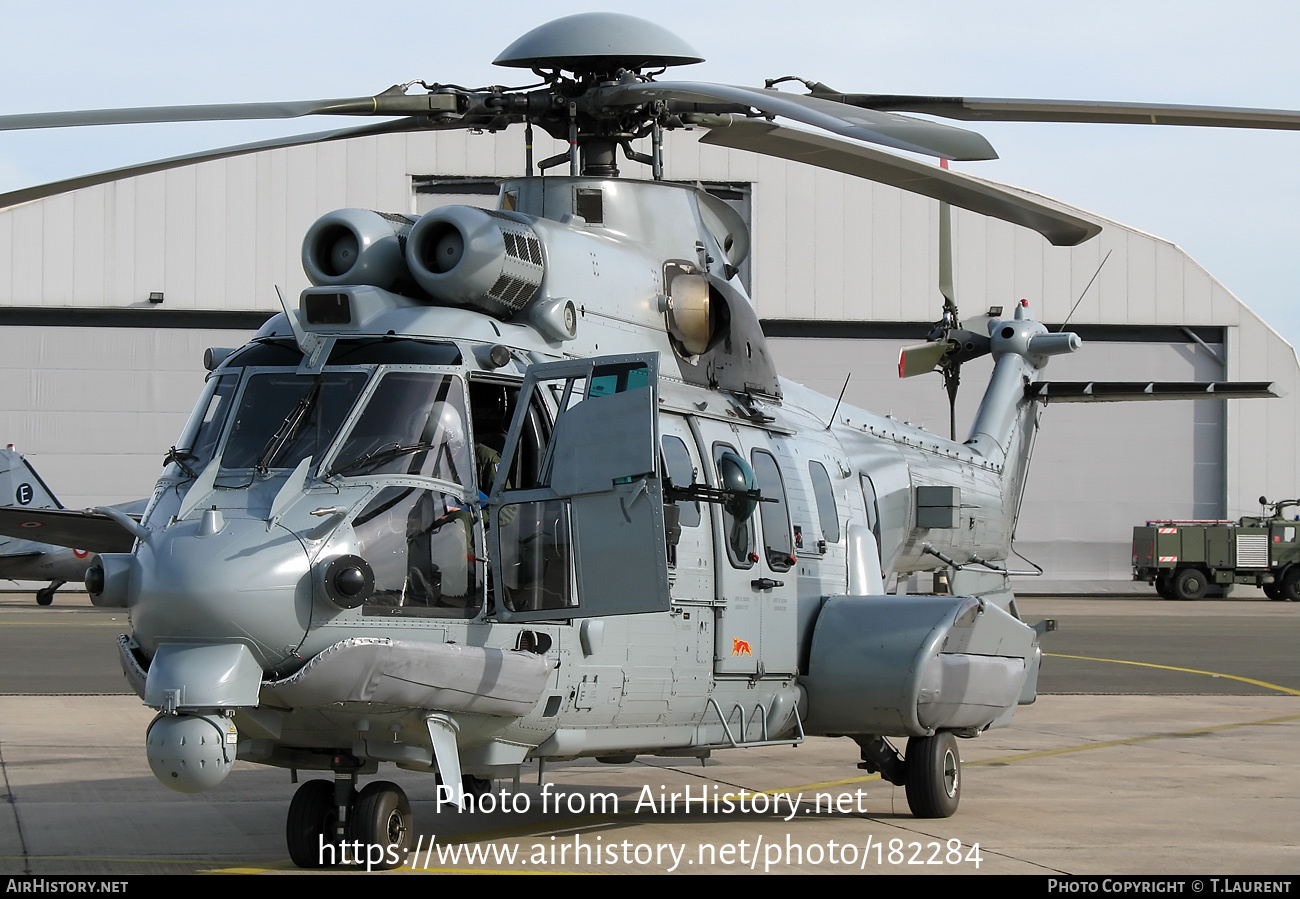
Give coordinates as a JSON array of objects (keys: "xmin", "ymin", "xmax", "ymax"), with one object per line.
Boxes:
[{"xmin": 731, "ymin": 637, "xmax": 753, "ymax": 656}]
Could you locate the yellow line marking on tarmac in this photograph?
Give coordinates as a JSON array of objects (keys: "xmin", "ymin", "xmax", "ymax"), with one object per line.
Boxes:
[
  {"xmin": 763, "ymin": 771, "xmax": 881, "ymax": 792},
  {"xmin": 1045, "ymin": 652, "xmax": 1300, "ymax": 696},
  {"xmin": 966, "ymin": 711, "xmax": 1300, "ymax": 766},
  {"xmin": 756, "ymin": 711, "xmax": 1300, "ymax": 796}
]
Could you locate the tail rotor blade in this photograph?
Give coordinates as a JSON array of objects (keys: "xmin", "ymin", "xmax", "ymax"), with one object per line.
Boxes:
[
  {"xmin": 899, "ymin": 341, "xmax": 950, "ymax": 379},
  {"xmin": 939, "ymin": 201, "xmax": 955, "ymax": 313}
]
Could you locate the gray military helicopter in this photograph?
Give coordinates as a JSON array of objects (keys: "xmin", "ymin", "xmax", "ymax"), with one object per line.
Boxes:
[
  {"xmin": 0, "ymin": 446, "xmax": 140, "ymax": 604},
  {"xmin": 0, "ymin": 12, "xmax": 1288, "ymax": 869}
]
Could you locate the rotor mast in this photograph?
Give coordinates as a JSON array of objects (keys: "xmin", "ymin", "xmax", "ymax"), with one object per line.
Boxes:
[
  {"xmin": 491, "ymin": 13, "xmax": 703, "ymax": 179},
  {"xmin": 525, "ymin": 74, "xmax": 663, "ymax": 179}
]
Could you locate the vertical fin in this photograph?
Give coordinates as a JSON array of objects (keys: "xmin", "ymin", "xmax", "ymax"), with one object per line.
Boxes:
[{"xmin": 0, "ymin": 446, "xmax": 63, "ymax": 510}]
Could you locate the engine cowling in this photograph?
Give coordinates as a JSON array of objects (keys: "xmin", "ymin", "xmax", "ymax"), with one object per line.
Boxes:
[
  {"xmin": 302, "ymin": 208, "xmax": 415, "ymax": 290},
  {"xmin": 406, "ymin": 205, "xmax": 544, "ymax": 317}
]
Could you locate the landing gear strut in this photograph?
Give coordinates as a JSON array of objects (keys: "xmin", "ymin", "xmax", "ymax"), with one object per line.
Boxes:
[
  {"xmin": 854, "ymin": 732, "xmax": 961, "ymax": 818},
  {"xmin": 36, "ymin": 580, "xmax": 64, "ymax": 606}
]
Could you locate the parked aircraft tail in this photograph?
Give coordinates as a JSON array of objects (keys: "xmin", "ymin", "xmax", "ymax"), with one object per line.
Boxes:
[{"xmin": 0, "ymin": 445, "xmax": 62, "ymax": 511}]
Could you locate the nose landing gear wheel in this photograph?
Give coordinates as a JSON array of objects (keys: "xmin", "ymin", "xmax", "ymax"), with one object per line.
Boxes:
[
  {"xmin": 905, "ymin": 732, "xmax": 961, "ymax": 818},
  {"xmin": 351, "ymin": 781, "xmax": 413, "ymax": 870},
  {"xmin": 286, "ymin": 779, "xmax": 338, "ymax": 868}
]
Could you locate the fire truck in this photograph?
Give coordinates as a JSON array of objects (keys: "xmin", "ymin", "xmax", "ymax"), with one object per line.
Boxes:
[{"xmin": 1132, "ymin": 498, "xmax": 1300, "ymax": 600}]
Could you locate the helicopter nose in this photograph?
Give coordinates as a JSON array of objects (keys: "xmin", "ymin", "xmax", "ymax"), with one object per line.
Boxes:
[{"xmin": 129, "ymin": 515, "xmax": 313, "ymax": 670}]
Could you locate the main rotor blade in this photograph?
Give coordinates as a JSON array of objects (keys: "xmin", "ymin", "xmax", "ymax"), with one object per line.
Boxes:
[
  {"xmin": 0, "ymin": 118, "xmax": 432, "ymax": 210},
  {"xmin": 599, "ymin": 82, "xmax": 997, "ymax": 161},
  {"xmin": 0, "ymin": 92, "xmax": 461, "ymax": 132},
  {"xmin": 813, "ymin": 94, "xmax": 1300, "ymax": 130},
  {"xmin": 697, "ymin": 119, "xmax": 1101, "ymax": 246}
]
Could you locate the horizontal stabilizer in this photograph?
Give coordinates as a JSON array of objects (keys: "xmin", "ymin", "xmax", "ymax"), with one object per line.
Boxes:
[
  {"xmin": 1028, "ymin": 381, "xmax": 1280, "ymax": 403},
  {"xmin": 0, "ymin": 506, "xmax": 140, "ymax": 553}
]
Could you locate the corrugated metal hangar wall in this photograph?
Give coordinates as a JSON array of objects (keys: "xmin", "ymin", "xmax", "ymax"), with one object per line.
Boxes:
[{"xmin": 1, "ymin": 129, "xmax": 1297, "ymax": 592}]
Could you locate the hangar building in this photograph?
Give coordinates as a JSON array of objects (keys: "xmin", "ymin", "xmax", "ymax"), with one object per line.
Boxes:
[{"xmin": 1, "ymin": 128, "xmax": 1296, "ymax": 592}]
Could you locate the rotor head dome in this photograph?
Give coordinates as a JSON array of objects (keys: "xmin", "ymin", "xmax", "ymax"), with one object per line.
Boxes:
[{"xmin": 494, "ymin": 13, "xmax": 704, "ymax": 72}]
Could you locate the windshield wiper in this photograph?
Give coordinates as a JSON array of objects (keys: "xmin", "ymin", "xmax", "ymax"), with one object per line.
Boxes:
[
  {"xmin": 254, "ymin": 377, "xmax": 324, "ymax": 474},
  {"xmin": 328, "ymin": 442, "xmax": 438, "ymax": 478},
  {"xmin": 163, "ymin": 446, "xmax": 198, "ymax": 479}
]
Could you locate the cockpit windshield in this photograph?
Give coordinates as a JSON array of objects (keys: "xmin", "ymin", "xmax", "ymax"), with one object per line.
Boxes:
[
  {"xmin": 328, "ymin": 372, "xmax": 471, "ymax": 487},
  {"xmin": 222, "ymin": 371, "xmax": 369, "ymax": 471},
  {"xmin": 171, "ymin": 338, "xmax": 471, "ymax": 481}
]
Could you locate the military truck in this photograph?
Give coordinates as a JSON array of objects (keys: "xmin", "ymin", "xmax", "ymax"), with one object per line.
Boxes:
[{"xmin": 1132, "ymin": 497, "xmax": 1300, "ymax": 600}]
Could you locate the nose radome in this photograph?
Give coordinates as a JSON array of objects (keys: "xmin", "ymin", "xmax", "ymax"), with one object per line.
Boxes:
[{"xmin": 128, "ymin": 515, "xmax": 313, "ymax": 670}]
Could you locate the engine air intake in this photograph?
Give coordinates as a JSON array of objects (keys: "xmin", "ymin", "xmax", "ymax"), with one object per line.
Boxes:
[
  {"xmin": 301, "ymin": 208, "xmax": 414, "ymax": 290},
  {"xmin": 406, "ymin": 206, "xmax": 544, "ymax": 317}
]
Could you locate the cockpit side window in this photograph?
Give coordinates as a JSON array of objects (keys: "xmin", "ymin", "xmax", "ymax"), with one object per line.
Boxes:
[
  {"xmin": 470, "ymin": 380, "xmax": 550, "ymax": 496},
  {"xmin": 354, "ymin": 485, "xmax": 482, "ymax": 619},
  {"xmin": 174, "ymin": 373, "xmax": 238, "ymax": 471},
  {"xmin": 471, "ymin": 379, "xmax": 563, "ymax": 615}
]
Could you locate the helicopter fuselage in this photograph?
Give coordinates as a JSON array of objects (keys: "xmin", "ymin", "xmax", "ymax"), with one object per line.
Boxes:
[{"xmin": 94, "ymin": 175, "xmax": 1044, "ymax": 826}]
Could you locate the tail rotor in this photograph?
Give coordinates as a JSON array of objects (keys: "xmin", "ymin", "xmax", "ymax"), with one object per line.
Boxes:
[{"xmin": 897, "ymin": 201, "xmax": 992, "ymax": 439}]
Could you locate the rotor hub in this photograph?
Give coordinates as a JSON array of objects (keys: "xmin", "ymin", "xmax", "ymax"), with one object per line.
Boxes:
[{"xmin": 493, "ymin": 12, "xmax": 704, "ymax": 74}]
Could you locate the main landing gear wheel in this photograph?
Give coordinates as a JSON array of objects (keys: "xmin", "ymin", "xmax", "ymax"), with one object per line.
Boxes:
[
  {"xmin": 286, "ymin": 780, "xmax": 337, "ymax": 868},
  {"xmin": 351, "ymin": 781, "xmax": 413, "ymax": 870},
  {"xmin": 1173, "ymin": 568, "xmax": 1207, "ymax": 601},
  {"xmin": 904, "ymin": 732, "xmax": 960, "ymax": 818}
]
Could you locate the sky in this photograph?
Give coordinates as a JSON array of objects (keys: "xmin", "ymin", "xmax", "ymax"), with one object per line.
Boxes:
[{"xmin": 2, "ymin": 0, "xmax": 1298, "ymax": 349}]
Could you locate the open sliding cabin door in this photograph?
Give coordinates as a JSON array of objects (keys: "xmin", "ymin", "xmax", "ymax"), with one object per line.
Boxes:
[{"xmin": 489, "ymin": 353, "xmax": 671, "ymax": 621}]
